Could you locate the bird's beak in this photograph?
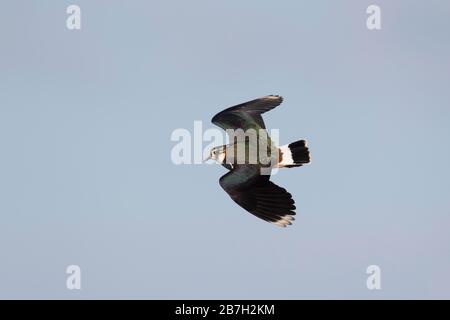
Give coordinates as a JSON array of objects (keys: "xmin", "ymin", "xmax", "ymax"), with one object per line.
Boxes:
[{"xmin": 204, "ymin": 154, "xmax": 212, "ymax": 162}]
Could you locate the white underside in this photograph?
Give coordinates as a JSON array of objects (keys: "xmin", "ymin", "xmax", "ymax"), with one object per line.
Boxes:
[
  {"xmin": 217, "ymin": 152, "xmax": 226, "ymax": 164},
  {"xmin": 276, "ymin": 144, "xmax": 294, "ymax": 168}
]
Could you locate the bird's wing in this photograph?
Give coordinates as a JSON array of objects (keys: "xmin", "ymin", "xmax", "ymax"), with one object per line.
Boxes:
[
  {"xmin": 219, "ymin": 165, "xmax": 296, "ymax": 227},
  {"xmin": 211, "ymin": 95, "xmax": 283, "ymax": 131}
]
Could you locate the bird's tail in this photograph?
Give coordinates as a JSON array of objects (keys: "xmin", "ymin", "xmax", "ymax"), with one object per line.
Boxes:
[{"xmin": 276, "ymin": 140, "xmax": 310, "ymax": 168}]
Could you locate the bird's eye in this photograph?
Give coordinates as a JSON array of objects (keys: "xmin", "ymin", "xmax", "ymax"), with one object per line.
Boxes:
[{"xmin": 212, "ymin": 150, "xmax": 216, "ymax": 155}]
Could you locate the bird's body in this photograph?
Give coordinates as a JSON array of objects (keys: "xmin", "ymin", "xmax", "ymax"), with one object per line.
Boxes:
[
  {"xmin": 219, "ymin": 138, "xmax": 278, "ymax": 168},
  {"xmin": 208, "ymin": 95, "xmax": 310, "ymax": 227}
]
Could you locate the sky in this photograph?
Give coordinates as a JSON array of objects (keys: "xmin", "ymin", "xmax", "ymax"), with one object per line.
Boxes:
[{"xmin": 0, "ymin": 0, "xmax": 449, "ymax": 299}]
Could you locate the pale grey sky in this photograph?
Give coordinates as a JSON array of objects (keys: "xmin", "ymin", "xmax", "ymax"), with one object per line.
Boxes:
[{"xmin": 0, "ymin": 1, "xmax": 449, "ymax": 299}]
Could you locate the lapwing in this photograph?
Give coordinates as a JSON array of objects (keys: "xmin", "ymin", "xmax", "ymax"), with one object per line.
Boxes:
[{"xmin": 207, "ymin": 95, "xmax": 310, "ymax": 227}]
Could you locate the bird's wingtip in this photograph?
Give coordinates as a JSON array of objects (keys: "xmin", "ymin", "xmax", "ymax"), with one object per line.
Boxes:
[
  {"xmin": 271, "ymin": 214, "xmax": 295, "ymax": 227},
  {"xmin": 264, "ymin": 95, "xmax": 283, "ymax": 106}
]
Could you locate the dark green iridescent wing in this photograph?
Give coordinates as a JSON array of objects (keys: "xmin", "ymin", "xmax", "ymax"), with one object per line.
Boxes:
[
  {"xmin": 211, "ymin": 95, "xmax": 283, "ymax": 131},
  {"xmin": 219, "ymin": 165, "xmax": 261, "ymax": 191},
  {"xmin": 219, "ymin": 165, "xmax": 296, "ymax": 227}
]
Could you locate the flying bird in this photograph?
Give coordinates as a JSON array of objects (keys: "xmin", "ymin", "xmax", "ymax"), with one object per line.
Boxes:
[{"xmin": 207, "ymin": 95, "xmax": 310, "ymax": 227}]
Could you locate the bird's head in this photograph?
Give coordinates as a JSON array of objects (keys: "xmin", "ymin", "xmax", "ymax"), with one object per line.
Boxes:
[{"xmin": 206, "ymin": 146, "xmax": 226, "ymax": 163}]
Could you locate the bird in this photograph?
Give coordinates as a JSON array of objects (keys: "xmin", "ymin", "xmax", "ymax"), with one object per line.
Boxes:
[{"xmin": 206, "ymin": 95, "xmax": 310, "ymax": 227}]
